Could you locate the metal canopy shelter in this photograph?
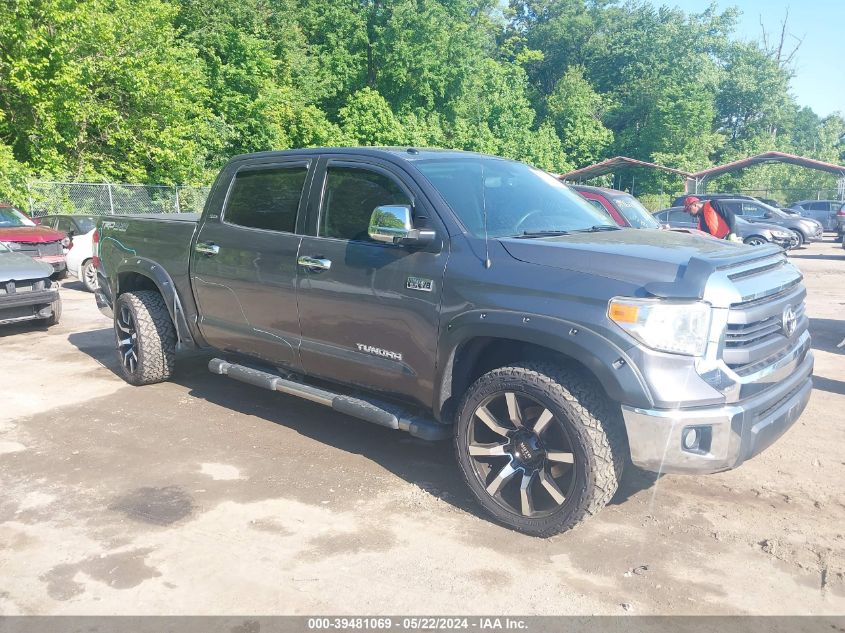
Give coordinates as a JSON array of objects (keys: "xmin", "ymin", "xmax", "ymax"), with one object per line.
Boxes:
[
  {"xmin": 559, "ymin": 156, "xmax": 692, "ymax": 182},
  {"xmin": 686, "ymin": 151, "xmax": 845, "ymax": 194},
  {"xmin": 559, "ymin": 151, "xmax": 845, "ymax": 198}
]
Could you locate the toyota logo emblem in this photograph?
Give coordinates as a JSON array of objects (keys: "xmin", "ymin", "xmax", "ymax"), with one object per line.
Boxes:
[{"xmin": 782, "ymin": 305, "xmax": 797, "ymax": 337}]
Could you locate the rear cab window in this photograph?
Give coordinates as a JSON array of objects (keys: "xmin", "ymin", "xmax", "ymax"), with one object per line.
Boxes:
[{"xmin": 224, "ymin": 165, "xmax": 309, "ymax": 233}]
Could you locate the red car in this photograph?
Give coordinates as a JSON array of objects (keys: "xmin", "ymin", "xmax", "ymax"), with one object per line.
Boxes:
[
  {"xmin": 569, "ymin": 184, "xmax": 662, "ymax": 229},
  {"xmin": 0, "ymin": 204, "xmax": 69, "ymax": 277}
]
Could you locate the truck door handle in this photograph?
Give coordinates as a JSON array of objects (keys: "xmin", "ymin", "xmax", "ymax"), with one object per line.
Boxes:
[
  {"xmin": 297, "ymin": 255, "xmax": 332, "ymax": 271},
  {"xmin": 195, "ymin": 242, "xmax": 220, "ymax": 256}
]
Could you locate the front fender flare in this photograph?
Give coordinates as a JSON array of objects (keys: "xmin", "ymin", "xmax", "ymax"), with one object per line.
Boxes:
[{"xmin": 435, "ymin": 310, "xmax": 654, "ymax": 419}]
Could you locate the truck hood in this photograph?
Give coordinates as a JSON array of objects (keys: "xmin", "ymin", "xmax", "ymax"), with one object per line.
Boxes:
[
  {"xmin": 500, "ymin": 229, "xmax": 752, "ymax": 288},
  {"xmin": 0, "ymin": 226, "xmax": 65, "ymax": 243},
  {"xmin": 0, "ymin": 249, "xmax": 54, "ymax": 280}
]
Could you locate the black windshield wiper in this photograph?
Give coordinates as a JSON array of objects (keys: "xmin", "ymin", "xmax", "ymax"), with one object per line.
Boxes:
[
  {"xmin": 572, "ymin": 225, "xmax": 621, "ymax": 233},
  {"xmin": 516, "ymin": 230, "xmax": 571, "ymax": 238}
]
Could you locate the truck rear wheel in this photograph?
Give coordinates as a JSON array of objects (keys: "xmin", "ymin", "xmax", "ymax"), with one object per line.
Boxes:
[
  {"xmin": 114, "ymin": 290, "xmax": 176, "ymax": 386},
  {"xmin": 454, "ymin": 362, "xmax": 625, "ymax": 537}
]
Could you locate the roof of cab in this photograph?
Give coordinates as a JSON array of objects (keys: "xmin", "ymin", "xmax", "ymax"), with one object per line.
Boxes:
[{"xmin": 229, "ymin": 147, "xmax": 506, "ymax": 164}]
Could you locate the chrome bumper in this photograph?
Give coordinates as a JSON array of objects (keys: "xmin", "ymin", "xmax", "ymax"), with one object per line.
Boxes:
[{"xmin": 622, "ymin": 351, "xmax": 813, "ymax": 474}]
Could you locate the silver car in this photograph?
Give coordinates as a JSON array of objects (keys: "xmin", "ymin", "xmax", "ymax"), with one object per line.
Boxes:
[
  {"xmin": 655, "ymin": 208, "xmax": 799, "ymax": 249},
  {"xmin": 789, "ymin": 199, "xmax": 844, "ymax": 232},
  {"xmin": 0, "ymin": 241, "xmax": 61, "ymax": 326}
]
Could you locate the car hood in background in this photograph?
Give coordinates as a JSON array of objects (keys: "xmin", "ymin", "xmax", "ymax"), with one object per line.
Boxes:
[
  {"xmin": 0, "ymin": 250, "xmax": 54, "ymax": 280},
  {"xmin": 0, "ymin": 226, "xmax": 66, "ymax": 243},
  {"xmin": 500, "ymin": 228, "xmax": 751, "ymax": 286}
]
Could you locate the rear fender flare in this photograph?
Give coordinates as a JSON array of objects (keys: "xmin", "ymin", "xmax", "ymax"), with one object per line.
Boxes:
[{"xmin": 115, "ymin": 258, "xmax": 197, "ymax": 349}]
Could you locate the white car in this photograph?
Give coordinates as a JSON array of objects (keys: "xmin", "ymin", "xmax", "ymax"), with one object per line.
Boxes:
[{"xmin": 38, "ymin": 215, "xmax": 98, "ymax": 292}]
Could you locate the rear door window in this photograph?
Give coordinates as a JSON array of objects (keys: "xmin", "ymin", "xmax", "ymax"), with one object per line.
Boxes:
[
  {"xmin": 669, "ymin": 210, "xmax": 690, "ymax": 223},
  {"xmin": 224, "ymin": 165, "xmax": 308, "ymax": 233},
  {"xmin": 740, "ymin": 202, "xmax": 766, "ymax": 217}
]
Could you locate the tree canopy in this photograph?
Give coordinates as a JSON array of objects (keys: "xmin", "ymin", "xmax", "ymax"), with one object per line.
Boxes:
[{"xmin": 1, "ymin": 0, "xmax": 842, "ymax": 207}]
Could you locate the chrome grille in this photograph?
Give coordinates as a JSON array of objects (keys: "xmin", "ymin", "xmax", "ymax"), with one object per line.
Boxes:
[
  {"xmin": 725, "ymin": 304, "xmax": 805, "ymax": 349},
  {"xmin": 723, "ymin": 284, "xmax": 807, "ymax": 373},
  {"xmin": 1, "ymin": 279, "xmax": 47, "ymax": 296}
]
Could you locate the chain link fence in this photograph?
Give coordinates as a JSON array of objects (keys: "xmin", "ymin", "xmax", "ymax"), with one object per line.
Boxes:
[{"xmin": 25, "ymin": 181, "xmax": 211, "ymax": 218}]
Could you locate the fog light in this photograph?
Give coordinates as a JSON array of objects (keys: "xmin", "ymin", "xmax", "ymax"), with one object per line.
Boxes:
[
  {"xmin": 682, "ymin": 428, "xmax": 699, "ymax": 450},
  {"xmin": 681, "ymin": 426, "xmax": 712, "ymax": 454}
]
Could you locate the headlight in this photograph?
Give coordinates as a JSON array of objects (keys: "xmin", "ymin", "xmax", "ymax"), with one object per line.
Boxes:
[
  {"xmin": 772, "ymin": 230, "xmax": 790, "ymax": 239},
  {"xmin": 608, "ymin": 298, "xmax": 711, "ymax": 356},
  {"xmin": 61, "ymin": 236, "xmax": 71, "ymax": 248},
  {"xmin": 0, "ymin": 241, "xmax": 20, "ymax": 251}
]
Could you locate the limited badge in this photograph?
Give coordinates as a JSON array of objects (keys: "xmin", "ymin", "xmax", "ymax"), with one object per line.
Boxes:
[{"xmin": 407, "ymin": 276, "xmax": 433, "ymax": 292}]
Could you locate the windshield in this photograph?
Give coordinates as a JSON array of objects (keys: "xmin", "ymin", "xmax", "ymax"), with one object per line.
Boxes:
[
  {"xmin": 74, "ymin": 216, "xmax": 97, "ymax": 233},
  {"xmin": 609, "ymin": 194, "xmax": 660, "ymax": 229},
  {"xmin": 0, "ymin": 207, "xmax": 35, "ymax": 228},
  {"xmin": 415, "ymin": 157, "xmax": 614, "ymax": 237}
]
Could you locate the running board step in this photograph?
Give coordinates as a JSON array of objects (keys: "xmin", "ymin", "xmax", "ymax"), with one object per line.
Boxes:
[{"xmin": 208, "ymin": 358, "xmax": 452, "ymax": 441}]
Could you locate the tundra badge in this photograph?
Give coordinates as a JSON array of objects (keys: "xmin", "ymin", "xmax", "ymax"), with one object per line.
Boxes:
[{"xmin": 356, "ymin": 344, "xmax": 403, "ymax": 362}]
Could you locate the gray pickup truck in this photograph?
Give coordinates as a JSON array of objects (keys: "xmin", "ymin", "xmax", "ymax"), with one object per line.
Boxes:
[{"xmin": 94, "ymin": 148, "xmax": 813, "ymax": 536}]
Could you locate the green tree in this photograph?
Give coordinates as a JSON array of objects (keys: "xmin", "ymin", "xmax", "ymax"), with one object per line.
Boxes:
[
  {"xmin": 545, "ymin": 66, "xmax": 612, "ymax": 166},
  {"xmin": 0, "ymin": 0, "xmax": 219, "ymax": 183},
  {"xmin": 339, "ymin": 87, "xmax": 406, "ymax": 145}
]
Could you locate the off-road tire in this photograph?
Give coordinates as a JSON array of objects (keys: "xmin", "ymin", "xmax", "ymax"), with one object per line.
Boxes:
[
  {"xmin": 455, "ymin": 362, "xmax": 626, "ymax": 537},
  {"xmin": 43, "ymin": 296, "xmax": 61, "ymax": 327},
  {"xmin": 114, "ymin": 290, "xmax": 176, "ymax": 386}
]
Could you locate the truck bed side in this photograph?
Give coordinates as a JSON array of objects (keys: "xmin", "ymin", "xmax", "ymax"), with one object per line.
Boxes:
[{"xmin": 97, "ymin": 213, "xmax": 203, "ymax": 347}]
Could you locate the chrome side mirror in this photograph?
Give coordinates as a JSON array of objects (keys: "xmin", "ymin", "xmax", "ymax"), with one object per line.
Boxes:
[{"xmin": 368, "ymin": 205, "xmax": 434, "ymax": 246}]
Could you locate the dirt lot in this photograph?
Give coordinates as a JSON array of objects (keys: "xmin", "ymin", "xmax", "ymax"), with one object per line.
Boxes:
[{"xmin": 1, "ymin": 238, "xmax": 844, "ymax": 616}]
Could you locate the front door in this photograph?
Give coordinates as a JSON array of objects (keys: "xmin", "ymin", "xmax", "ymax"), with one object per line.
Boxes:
[
  {"xmin": 296, "ymin": 158, "xmax": 449, "ymax": 404},
  {"xmin": 190, "ymin": 159, "xmax": 313, "ymax": 369}
]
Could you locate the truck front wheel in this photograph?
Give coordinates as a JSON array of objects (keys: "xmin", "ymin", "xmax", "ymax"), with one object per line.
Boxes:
[
  {"xmin": 113, "ymin": 290, "xmax": 176, "ymax": 386},
  {"xmin": 455, "ymin": 363, "xmax": 626, "ymax": 536}
]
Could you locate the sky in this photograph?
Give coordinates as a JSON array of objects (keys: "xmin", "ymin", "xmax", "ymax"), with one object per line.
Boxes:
[{"xmin": 666, "ymin": 0, "xmax": 844, "ymax": 117}]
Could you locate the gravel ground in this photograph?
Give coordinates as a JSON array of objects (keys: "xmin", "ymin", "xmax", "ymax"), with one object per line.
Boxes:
[{"xmin": 1, "ymin": 237, "xmax": 843, "ymax": 615}]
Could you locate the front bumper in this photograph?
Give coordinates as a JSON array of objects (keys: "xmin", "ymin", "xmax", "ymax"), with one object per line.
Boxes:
[
  {"xmin": 808, "ymin": 226, "xmax": 824, "ymax": 241},
  {"xmin": 622, "ymin": 351, "xmax": 813, "ymax": 474},
  {"xmin": 0, "ymin": 288, "xmax": 60, "ymax": 325},
  {"xmin": 773, "ymin": 235, "xmax": 798, "ymax": 250},
  {"xmin": 33, "ymin": 255, "xmax": 67, "ymax": 273}
]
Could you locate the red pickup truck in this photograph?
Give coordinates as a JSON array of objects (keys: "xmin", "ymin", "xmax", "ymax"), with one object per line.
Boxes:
[{"xmin": 0, "ymin": 204, "xmax": 69, "ymax": 277}]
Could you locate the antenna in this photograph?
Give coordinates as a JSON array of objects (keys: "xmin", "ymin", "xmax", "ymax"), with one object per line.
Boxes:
[{"xmin": 481, "ymin": 162, "xmax": 491, "ymax": 269}]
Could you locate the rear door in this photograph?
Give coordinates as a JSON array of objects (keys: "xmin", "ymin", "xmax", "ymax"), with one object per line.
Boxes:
[
  {"xmin": 295, "ymin": 156, "xmax": 449, "ymax": 404},
  {"xmin": 190, "ymin": 158, "xmax": 314, "ymax": 369},
  {"xmin": 802, "ymin": 202, "xmax": 832, "ymax": 229}
]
